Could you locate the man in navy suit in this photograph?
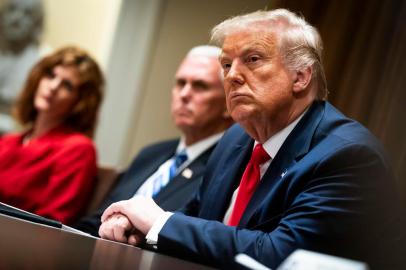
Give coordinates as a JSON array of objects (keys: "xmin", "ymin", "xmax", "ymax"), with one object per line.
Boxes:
[
  {"xmin": 98, "ymin": 9, "xmax": 404, "ymax": 269},
  {"xmin": 75, "ymin": 45, "xmax": 233, "ymax": 236}
]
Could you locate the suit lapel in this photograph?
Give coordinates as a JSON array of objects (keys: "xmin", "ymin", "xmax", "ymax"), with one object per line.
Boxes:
[
  {"xmin": 201, "ymin": 129, "xmax": 253, "ymax": 220},
  {"xmin": 239, "ymin": 101, "xmax": 326, "ymax": 226},
  {"xmin": 154, "ymin": 146, "xmax": 214, "ymax": 204},
  {"xmin": 121, "ymin": 142, "xmax": 177, "ymax": 198}
]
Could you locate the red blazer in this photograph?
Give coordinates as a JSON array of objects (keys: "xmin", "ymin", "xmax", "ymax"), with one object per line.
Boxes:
[{"xmin": 0, "ymin": 126, "xmax": 97, "ymax": 224}]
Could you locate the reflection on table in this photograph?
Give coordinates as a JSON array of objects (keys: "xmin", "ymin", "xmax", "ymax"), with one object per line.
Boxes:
[{"xmin": 0, "ymin": 213, "xmax": 214, "ymax": 270}]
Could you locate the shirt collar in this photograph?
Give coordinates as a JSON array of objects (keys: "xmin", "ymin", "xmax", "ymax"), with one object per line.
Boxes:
[
  {"xmin": 259, "ymin": 110, "xmax": 307, "ymax": 159},
  {"xmin": 177, "ymin": 132, "xmax": 224, "ymax": 162}
]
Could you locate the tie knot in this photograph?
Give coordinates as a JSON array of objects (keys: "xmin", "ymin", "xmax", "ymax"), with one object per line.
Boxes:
[
  {"xmin": 250, "ymin": 144, "xmax": 270, "ymax": 165},
  {"xmin": 174, "ymin": 150, "xmax": 188, "ymax": 168}
]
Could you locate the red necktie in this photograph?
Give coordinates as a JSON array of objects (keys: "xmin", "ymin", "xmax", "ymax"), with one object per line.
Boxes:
[{"xmin": 228, "ymin": 144, "xmax": 270, "ymax": 226}]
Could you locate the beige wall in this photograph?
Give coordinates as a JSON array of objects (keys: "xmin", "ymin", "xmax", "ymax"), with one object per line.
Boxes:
[
  {"xmin": 1, "ymin": 0, "xmax": 121, "ymax": 133},
  {"xmin": 42, "ymin": 0, "xmax": 122, "ymax": 68},
  {"xmin": 38, "ymin": 0, "xmax": 272, "ymax": 167},
  {"xmin": 126, "ymin": 0, "xmax": 271, "ymax": 165}
]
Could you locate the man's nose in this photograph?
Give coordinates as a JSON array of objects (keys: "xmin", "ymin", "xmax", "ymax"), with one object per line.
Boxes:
[
  {"xmin": 226, "ymin": 60, "xmax": 245, "ymax": 86},
  {"xmin": 179, "ymin": 83, "xmax": 192, "ymax": 98}
]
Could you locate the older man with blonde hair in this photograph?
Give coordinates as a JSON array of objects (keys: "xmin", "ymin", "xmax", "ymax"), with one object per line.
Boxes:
[{"xmin": 99, "ymin": 9, "xmax": 403, "ymax": 269}]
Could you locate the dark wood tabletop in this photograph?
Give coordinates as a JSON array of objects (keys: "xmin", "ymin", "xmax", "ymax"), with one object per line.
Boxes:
[{"xmin": 0, "ymin": 213, "xmax": 214, "ymax": 270}]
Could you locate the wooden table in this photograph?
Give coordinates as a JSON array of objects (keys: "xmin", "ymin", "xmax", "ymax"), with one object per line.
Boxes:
[{"xmin": 0, "ymin": 214, "xmax": 214, "ymax": 270}]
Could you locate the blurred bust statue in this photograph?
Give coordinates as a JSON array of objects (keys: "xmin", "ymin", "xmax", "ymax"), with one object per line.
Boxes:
[{"xmin": 0, "ymin": 0, "xmax": 44, "ymax": 103}]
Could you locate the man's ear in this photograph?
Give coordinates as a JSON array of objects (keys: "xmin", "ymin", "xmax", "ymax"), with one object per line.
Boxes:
[{"xmin": 292, "ymin": 66, "xmax": 312, "ymax": 93}]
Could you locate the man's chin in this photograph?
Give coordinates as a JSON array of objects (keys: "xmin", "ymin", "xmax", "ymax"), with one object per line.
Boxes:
[
  {"xmin": 230, "ymin": 108, "xmax": 255, "ymax": 123},
  {"xmin": 175, "ymin": 120, "xmax": 193, "ymax": 128}
]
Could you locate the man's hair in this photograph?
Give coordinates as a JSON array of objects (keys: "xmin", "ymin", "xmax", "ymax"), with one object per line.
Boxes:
[
  {"xmin": 211, "ymin": 9, "xmax": 328, "ymax": 99},
  {"xmin": 186, "ymin": 45, "xmax": 223, "ymax": 81},
  {"xmin": 187, "ymin": 45, "xmax": 221, "ymax": 58},
  {"xmin": 13, "ymin": 46, "xmax": 104, "ymax": 138}
]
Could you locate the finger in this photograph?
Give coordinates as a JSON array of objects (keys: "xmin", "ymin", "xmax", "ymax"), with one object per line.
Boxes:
[
  {"xmin": 112, "ymin": 225, "xmax": 127, "ymax": 243},
  {"xmin": 98, "ymin": 223, "xmax": 106, "ymax": 238},
  {"xmin": 99, "ymin": 222, "xmax": 113, "ymax": 240},
  {"xmin": 112, "ymin": 216, "xmax": 132, "ymax": 243},
  {"xmin": 99, "ymin": 214, "xmax": 126, "ymax": 240},
  {"xmin": 101, "ymin": 201, "xmax": 126, "ymax": 222},
  {"xmin": 128, "ymin": 233, "xmax": 144, "ymax": 246},
  {"xmin": 127, "ymin": 227, "xmax": 144, "ymax": 246}
]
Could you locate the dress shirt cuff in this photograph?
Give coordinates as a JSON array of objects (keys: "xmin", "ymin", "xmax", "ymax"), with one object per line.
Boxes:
[{"xmin": 145, "ymin": 211, "xmax": 173, "ymax": 246}]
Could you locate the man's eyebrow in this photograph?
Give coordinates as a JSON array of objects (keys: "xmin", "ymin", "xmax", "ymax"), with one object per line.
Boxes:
[
  {"xmin": 219, "ymin": 53, "xmax": 228, "ymax": 61},
  {"xmin": 192, "ymin": 79, "xmax": 209, "ymax": 85},
  {"xmin": 219, "ymin": 44, "xmax": 268, "ymax": 60}
]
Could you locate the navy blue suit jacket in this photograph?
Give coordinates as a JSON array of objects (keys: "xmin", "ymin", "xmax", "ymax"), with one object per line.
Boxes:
[
  {"xmin": 156, "ymin": 101, "xmax": 404, "ymax": 269},
  {"xmin": 75, "ymin": 139, "xmax": 216, "ymax": 236}
]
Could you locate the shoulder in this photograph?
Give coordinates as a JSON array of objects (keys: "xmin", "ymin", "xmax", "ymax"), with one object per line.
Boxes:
[
  {"xmin": 125, "ymin": 138, "xmax": 178, "ymax": 167},
  {"xmin": 213, "ymin": 124, "xmax": 249, "ymax": 151},
  {"xmin": 137, "ymin": 138, "xmax": 179, "ymax": 156},
  {"xmin": 201, "ymin": 124, "xmax": 250, "ymax": 177},
  {"xmin": 52, "ymin": 132, "xmax": 96, "ymax": 158},
  {"xmin": 316, "ymin": 102, "xmax": 386, "ymax": 156},
  {"xmin": 0, "ymin": 132, "xmax": 22, "ymax": 142},
  {"xmin": 0, "ymin": 132, "xmax": 24, "ymax": 148},
  {"xmin": 304, "ymin": 102, "xmax": 391, "ymax": 173},
  {"xmin": 49, "ymin": 133, "xmax": 97, "ymax": 168},
  {"xmin": 223, "ymin": 123, "xmax": 246, "ymax": 137},
  {"xmin": 62, "ymin": 132, "xmax": 95, "ymax": 149}
]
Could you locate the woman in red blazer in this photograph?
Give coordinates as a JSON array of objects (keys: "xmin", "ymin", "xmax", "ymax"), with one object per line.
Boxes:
[{"xmin": 0, "ymin": 46, "xmax": 104, "ymax": 225}]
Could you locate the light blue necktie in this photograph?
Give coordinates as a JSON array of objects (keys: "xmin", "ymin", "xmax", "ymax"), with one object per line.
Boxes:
[{"xmin": 152, "ymin": 150, "xmax": 188, "ymax": 197}]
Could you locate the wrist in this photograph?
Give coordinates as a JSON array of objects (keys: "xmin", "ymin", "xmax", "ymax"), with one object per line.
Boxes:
[{"xmin": 145, "ymin": 212, "xmax": 174, "ymax": 245}]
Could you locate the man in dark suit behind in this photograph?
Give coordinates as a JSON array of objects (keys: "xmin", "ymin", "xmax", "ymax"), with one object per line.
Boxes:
[
  {"xmin": 75, "ymin": 45, "xmax": 233, "ymax": 236},
  {"xmin": 98, "ymin": 9, "xmax": 404, "ymax": 269}
]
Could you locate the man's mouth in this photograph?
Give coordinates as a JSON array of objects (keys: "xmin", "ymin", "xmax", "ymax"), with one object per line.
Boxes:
[{"xmin": 228, "ymin": 92, "xmax": 251, "ymax": 102}]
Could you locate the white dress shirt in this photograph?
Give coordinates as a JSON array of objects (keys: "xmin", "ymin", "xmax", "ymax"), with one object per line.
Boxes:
[{"xmin": 134, "ymin": 132, "xmax": 224, "ymax": 198}]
